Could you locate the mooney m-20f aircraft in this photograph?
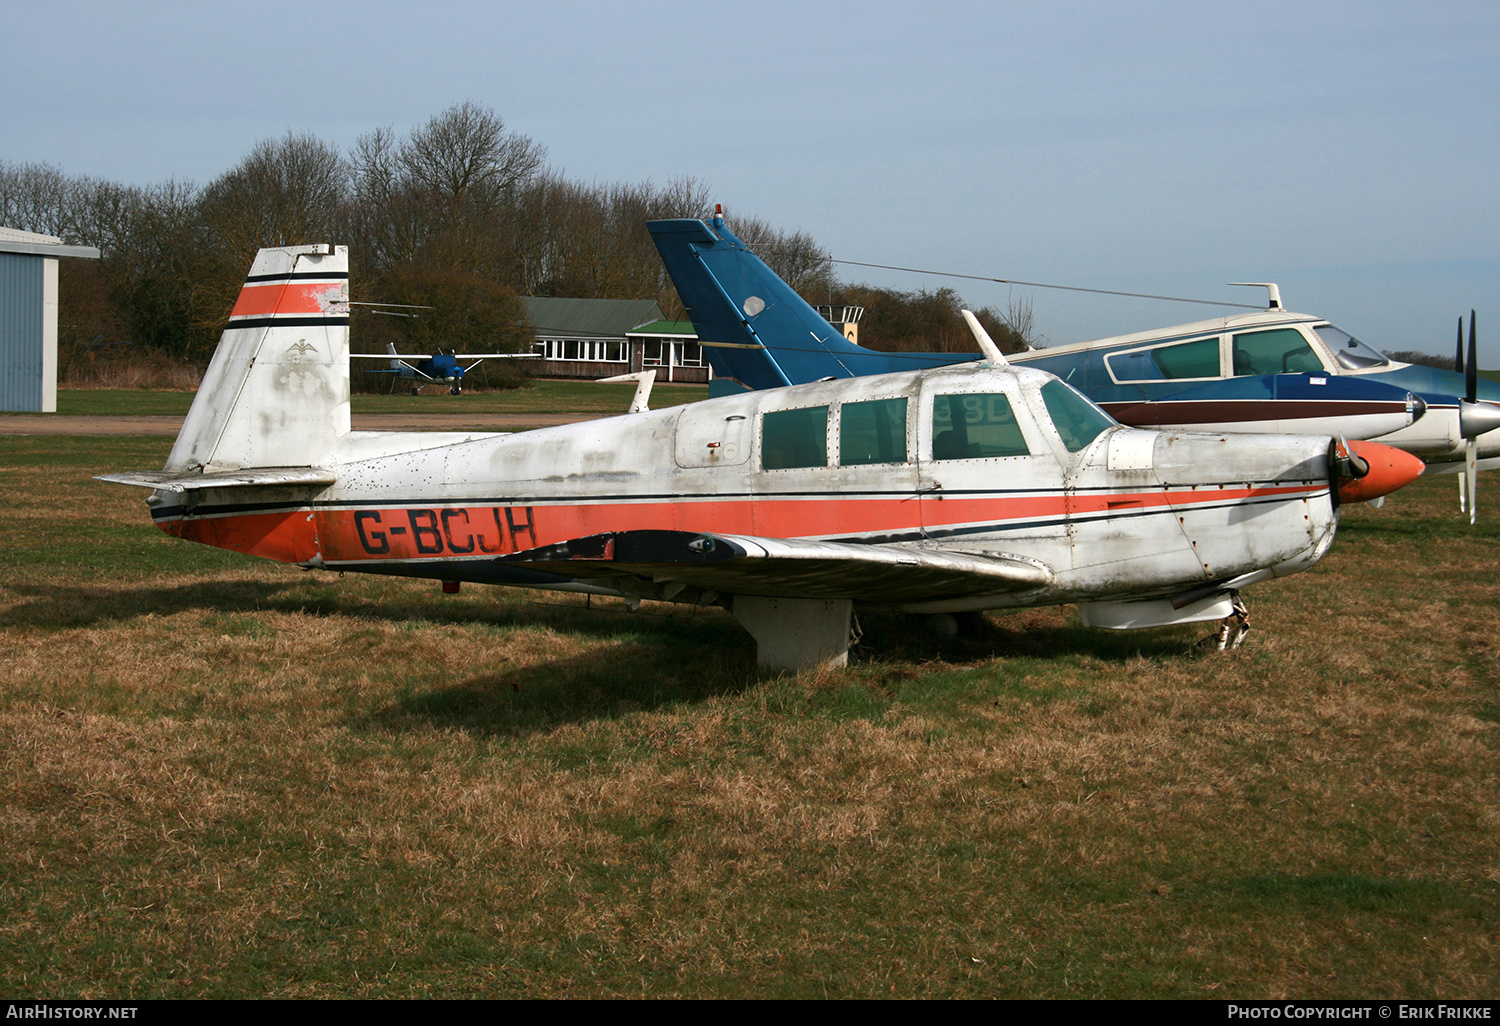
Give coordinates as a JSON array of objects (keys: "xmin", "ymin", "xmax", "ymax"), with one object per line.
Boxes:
[
  {"xmin": 352, "ymin": 343, "xmax": 536, "ymax": 394},
  {"xmin": 100, "ymin": 245, "xmax": 1421, "ymax": 670},
  {"xmin": 649, "ymin": 213, "xmax": 1500, "ymax": 519}
]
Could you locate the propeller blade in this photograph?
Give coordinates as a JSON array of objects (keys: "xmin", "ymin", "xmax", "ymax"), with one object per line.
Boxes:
[
  {"xmin": 1467, "ymin": 438, "xmax": 1479, "ymax": 526},
  {"xmin": 1467, "ymin": 310, "xmax": 1478, "ymax": 406}
]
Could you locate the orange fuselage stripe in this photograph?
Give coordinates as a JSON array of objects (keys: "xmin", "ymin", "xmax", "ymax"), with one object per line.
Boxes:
[{"xmin": 157, "ymin": 485, "xmax": 1321, "ymax": 566}]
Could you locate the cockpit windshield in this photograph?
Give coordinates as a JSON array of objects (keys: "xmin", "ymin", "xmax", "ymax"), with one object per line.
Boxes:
[
  {"xmin": 1040, "ymin": 380, "xmax": 1116, "ymax": 452},
  {"xmin": 1314, "ymin": 324, "xmax": 1391, "ymax": 370}
]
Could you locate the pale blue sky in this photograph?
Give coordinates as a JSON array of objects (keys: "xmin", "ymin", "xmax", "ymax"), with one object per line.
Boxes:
[{"xmin": 5, "ymin": 0, "xmax": 1496, "ymax": 355}]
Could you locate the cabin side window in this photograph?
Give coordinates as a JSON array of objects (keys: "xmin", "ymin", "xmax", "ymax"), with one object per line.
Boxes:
[
  {"xmin": 931, "ymin": 393, "xmax": 1030, "ymax": 460},
  {"xmin": 1231, "ymin": 328, "xmax": 1323, "ymax": 376},
  {"xmin": 1040, "ymin": 380, "xmax": 1115, "ymax": 453},
  {"xmin": 761, "ymin": 406, "xmax": 829, "ymax": 470},
  {"xmin": 839, "ymin": 397, "xmax": 907, "ymax": 466},
  {"xmin": 1106, "ymin": 337, "xmax": 1221, "ymax": 382}
]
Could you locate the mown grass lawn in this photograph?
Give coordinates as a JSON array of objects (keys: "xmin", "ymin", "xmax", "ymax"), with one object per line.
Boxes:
[{"xmin": 0, "ymin": 436, "xmax": 1496, "ymax": 998}]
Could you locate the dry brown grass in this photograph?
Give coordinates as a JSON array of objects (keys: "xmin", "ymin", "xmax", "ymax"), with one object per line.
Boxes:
[
  {"xmin": 1, "ymin": 437, "xmax": 1497, "ymax": 997},
  {"xmin": 58, "ymin": 348, "xmax": 203, "ymax": 391}
]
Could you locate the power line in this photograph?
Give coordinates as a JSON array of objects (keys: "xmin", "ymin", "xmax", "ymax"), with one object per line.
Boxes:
[{"xmin": 830, "ymin": 257, "xmax": 1263, "ymax": 310}]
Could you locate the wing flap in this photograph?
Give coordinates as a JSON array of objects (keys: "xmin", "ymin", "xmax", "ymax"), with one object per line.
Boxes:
[{"xmin": 494, "ymin": 530, "xmax": 1053, "ymax": 604}]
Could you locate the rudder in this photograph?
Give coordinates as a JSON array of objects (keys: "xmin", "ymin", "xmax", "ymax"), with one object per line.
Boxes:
[{"xmin": 166, "ymin": 244, "xmax": 350, "ymax": 472}]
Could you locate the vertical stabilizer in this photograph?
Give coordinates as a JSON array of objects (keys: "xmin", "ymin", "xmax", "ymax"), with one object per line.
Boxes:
[
  {"xmin": 166, "ymin": 245, "xmax": 350, "ymax": 472},
  {"xmin": 647, "ymin": 214, "xmax": 976, "ymax": 392}
]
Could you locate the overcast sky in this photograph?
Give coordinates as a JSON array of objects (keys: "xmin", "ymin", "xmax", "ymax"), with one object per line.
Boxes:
[{"xmin": 5, "ymin": 0, "xmax": 1495, "ymax": 355}]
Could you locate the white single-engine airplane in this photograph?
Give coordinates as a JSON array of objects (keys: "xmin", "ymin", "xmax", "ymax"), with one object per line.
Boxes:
[{"xmin": 100, "ymin": 245, "xmax": 1422, "ymax": 670}]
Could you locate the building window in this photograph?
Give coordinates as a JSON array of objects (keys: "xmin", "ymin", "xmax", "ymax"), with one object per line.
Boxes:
[{"xmin": 539, "ymin": 338, "xmax": 627, "ymax": 362}]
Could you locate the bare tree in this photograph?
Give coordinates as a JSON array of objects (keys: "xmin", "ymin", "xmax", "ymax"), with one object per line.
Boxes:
[
  {"xmin": 197, "ymin": 132, "xmax": 345, "ymax": 258},
  {"xmin": 348, "ymin": 102, "xmax": 547, "ymax": 285},
  {"xmin": 0, "ymin": 161, "xmax": 71, "ymax": 236},
  {"xmin": 401, "ymin": 101, "xmax": 545, "ymax": 216},
  {"xmin": 1000, "ymin": 293, "xmax": 1036, "ymax": 349}
]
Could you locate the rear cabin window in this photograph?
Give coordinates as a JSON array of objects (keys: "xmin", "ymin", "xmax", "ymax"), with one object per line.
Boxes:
[
  {"xmin": 1231, "ymin": 328, "xmax": 1323, "ymax": 376},
  {"xmin": 761, "ymin": 406, "xmax": 829, "ymax": 470},
  {"xmin": 1106, "ymin": 337, "xmax": 1221, "ymax": 382},
  {"xmin": 931, "ymin": 393, "xmax": 1030, "ymax": 460},
  {"xmin": 839, "ymin": 397, "xmax": 907, "ymax": 465},
  {"xmin": 1040, "ymin": 380, "xmax": 1115, "ymax": 452}
]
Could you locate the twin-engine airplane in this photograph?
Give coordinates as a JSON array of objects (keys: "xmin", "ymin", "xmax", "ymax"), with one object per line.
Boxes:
[
  {"xmin": 352, "ymin": 343, "xmax": 536, "ymax": 394},
  {"xmin": 648, "ymin": 213, "xmax": 1500, "ymax": 518},
  {"xmin": 101, "ymin": 244, "xmax": 1422, "ymax": 670}
]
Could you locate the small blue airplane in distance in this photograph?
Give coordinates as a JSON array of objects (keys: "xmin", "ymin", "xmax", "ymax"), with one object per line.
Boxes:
[
  {"xmin": 648, "ymin": 210, "xmax": 1500, "ymax": 519},
  {"xmin": 352, "ymin": 343, "xmax": 537, "ymax": 394}
]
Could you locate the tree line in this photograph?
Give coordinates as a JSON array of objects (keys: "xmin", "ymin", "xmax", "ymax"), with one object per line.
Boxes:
[{"xmin": 2, "ymin": 102, "xmax": 1028, "ymax": 386}]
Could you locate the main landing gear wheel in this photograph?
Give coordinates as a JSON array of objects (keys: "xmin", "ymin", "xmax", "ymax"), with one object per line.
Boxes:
[{"xmin": 1199, "ymin": 590, "xmax": 1250, "ymax": 651}]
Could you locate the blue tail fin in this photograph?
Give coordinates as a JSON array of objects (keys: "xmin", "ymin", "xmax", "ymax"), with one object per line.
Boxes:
[{"xmin": 647, "ymin": 214, "xmax": 975, "ymax": 393}]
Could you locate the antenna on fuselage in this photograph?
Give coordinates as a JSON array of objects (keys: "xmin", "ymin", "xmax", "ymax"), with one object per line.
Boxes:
[
  {"xmin": 598, "ymin": 370, "xmax": 657, "ymax": 414},
  {"xmin": 960, "ymin": 309, "xmax": 1010, "ymax": 367},
  {"xmin": 1228, "ymin": 282, "xmax": 1283, "ymax": 310}
]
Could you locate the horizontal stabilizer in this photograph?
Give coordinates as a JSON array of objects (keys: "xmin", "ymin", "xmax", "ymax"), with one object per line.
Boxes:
[
  {"xmin": 96, "ymin": 467, "xmax": 338, "ymax": 493},
  {"xmin": 494, "ymin": 529, "xmax": 1053, "ymax": 604}
]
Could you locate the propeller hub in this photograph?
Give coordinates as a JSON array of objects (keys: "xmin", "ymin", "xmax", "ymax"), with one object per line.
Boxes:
[{"xmin": 1459, "ymin": 400, "xmax": 1500, "ymax": 440}]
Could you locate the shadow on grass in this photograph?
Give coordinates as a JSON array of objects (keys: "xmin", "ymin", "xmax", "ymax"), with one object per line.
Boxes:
[
  {"xmin": 0, "ymin": 577, "xmax": 725, "ymax": 647},
  {"xmin": 7, "ymin": 575, "xmax": 1209, "ymax": 738},
  {"xmin": 368, "ymin": 609, "xmax": 1209, "ymax": 738},
  {"xmin": 855, "ymin": 609, "xmax": 1202, "ymax": 667},
  {"xmin": 369, "ymin": 634, "xmax": 761, "ymax": 737},
  {"xmin": 0, "ymin": 579, "xmax": 309, "ymax": 628}
]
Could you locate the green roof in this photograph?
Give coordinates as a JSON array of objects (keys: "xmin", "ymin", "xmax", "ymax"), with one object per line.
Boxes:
[
  {"xmin": 520, "ymin": 296, "xmax": 664, "ymax": 338},
  {"xmin": 626, "ymin": 320, "xmax": 696, "ymax": 337}
]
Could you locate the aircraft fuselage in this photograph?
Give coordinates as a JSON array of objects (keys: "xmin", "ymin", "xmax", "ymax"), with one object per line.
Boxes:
[{"xmin": 150, "ymin": 364, "xmax": 1343, "ymax": 620}]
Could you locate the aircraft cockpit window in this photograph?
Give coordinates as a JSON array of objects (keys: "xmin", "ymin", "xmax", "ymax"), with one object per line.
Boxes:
[
  {"xmin": 931, "ymin": 393, "xmax": 1030, "ymax": 460},
  {"xmin": 1106, "ymin": 337, "xmax": 1220, "ymax": 382},
  {"xmin": 1231, "ymin": 328, "xmax": 1324, "ymax": 376},
  {"xmin": 1313, "ymin": 324, "xmax": 1391, "ymax": 370},
  {"xmin": 839, "ymin": 397, "xmax": 908, "ymax": 465},
  {"xmin": 1040, "ymin": 380, "xmax": 1116, "ymax": 453},
  {"xmin": 761, "ymin": 406, "xmax": 829, "ymax": 470}
]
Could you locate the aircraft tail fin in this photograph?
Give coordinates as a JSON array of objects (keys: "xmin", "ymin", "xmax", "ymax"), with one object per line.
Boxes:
[
  {"xmin": 165, "ymin": 245, "xmax": 350, "ymax": 472},
  {"xmin": 647, "ymin": 213, "xmax": 975, "ymax": 392}
]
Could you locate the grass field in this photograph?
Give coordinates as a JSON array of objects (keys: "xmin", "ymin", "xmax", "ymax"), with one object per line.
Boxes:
[{"xmin": 1, "ymin": 435, "xmax": 1497, "ymax": 998}]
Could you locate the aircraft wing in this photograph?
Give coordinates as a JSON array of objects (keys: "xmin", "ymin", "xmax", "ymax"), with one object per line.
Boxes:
[
  {"xmin": 350, "ymin": 354, "xmax": 435, "ymax": 380},
  {"xmin": 96, "ymin": 467, "xmax": 338, "ymax": 492},
  {"xmin": 349, "ymin": 352, "xmax": 535, "ymax": 360},
  {"xmin": 492, "ymin": 529, "xmax": 1053, "ymax": 604}
]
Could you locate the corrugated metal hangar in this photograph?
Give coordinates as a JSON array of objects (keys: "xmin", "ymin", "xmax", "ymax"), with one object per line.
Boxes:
[{"xmin": 1, "ymin": 227, "xmax": 100, "ymax": 412}]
